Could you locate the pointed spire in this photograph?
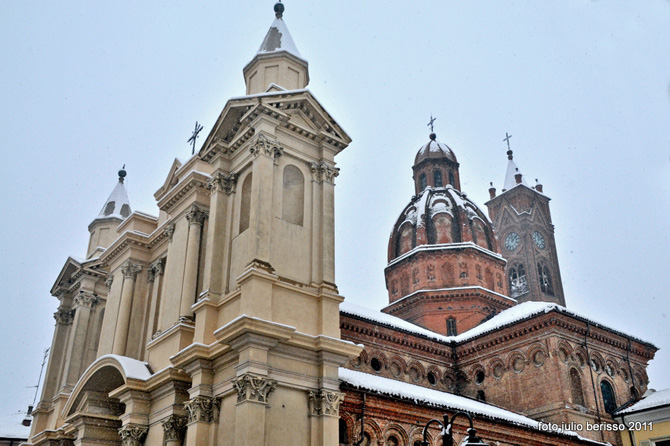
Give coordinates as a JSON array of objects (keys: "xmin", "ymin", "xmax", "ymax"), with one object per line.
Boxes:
[
  {"xmin": 243, "ymin": 1, "xmax": 309, "ymax": 94},
  {"xmin": 97, "ymin": 167, "xmax": 131, "ymax": 220},
  {"xmin": 502, "ymin": 134, "xmax": 527, "ymax": 191}
]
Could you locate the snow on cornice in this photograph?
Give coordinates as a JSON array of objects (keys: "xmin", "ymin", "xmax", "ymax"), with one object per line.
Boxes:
[
  {"xmin": 387, "ymin": 242, "xmax": 504, "ymax": 268},
  {"xmin": 616, "ymin": 388, "xmax": 670, "ymax": 415},
  {"xmin": 340, "ymin": 300, "xmax": 656, "ymax": 347},
  {"xmin": 339, "ymin": 368, "xmax": 608, "ymax": 445},
  {"xmin": 382, "ymin": 286, "xmax": 518, "ymax": 312}
]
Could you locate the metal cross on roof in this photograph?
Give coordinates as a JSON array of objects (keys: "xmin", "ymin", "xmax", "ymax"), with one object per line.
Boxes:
[
  {"xmin": 503, "ymin": 132, "xmax": 513, "ymax": 150},
  {"xmin": 427, "ymin": 115, "xmax": 437, "ymax": 133},
  {"xmin": 188, "ymin": 121, "xmax": 204, "ymax": 155}
]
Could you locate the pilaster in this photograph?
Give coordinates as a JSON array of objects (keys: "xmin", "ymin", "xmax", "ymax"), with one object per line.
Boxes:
[
  {"xmin": 180, "ymin": 205, "xmax": 208, "ymax": 320},
  {"xmin": 112, "ymin": 260, "xmax": 142, "ymax": 355}
]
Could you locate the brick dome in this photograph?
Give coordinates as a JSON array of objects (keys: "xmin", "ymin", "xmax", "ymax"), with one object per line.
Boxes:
[
  {"xmin": 387, "ymin": 185, "xmax": 499, "ymax": 263},
  {"xmin": 414, "ymin": 133, "xmax": 458, "ymax": 166}
]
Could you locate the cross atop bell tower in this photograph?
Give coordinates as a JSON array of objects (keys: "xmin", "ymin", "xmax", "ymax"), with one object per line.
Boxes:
[{"xmin": 486, "ymin": 137, "xmax": 566, "ymax": 306}]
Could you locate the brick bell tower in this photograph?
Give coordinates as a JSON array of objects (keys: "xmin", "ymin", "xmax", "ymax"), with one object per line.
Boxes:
[
  {"xmin": 485, "ymin": 137, "xmax": 566, "ymax": 306},
  {"xmin": 382, "ymin": 132, "xmax": 514, "ymax": 336}
]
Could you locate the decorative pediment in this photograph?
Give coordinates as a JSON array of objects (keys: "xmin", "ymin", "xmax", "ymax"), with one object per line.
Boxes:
[
  {"xmin": 50, "ymin": 257, "xmax": 83, "ymax": 296},
  {"xmin": 154, "ymin": 158, "xmax": 184, "ymax": 201},
  {"xmin": 199, "ymin": 90, "xmax": 351, "ymax": 162}
]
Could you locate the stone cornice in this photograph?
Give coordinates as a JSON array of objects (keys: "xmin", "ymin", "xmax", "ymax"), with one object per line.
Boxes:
[
  {"xmin": 99, "ymin": 230, "xmax": 152, "ymax": 267},
  {"xmin": 156, "ymin": 170, "xmax": 211, "ymax": 214},
  {"xmin": 384, "ymin": 287, "xmax": 515, "ymax": 316}
]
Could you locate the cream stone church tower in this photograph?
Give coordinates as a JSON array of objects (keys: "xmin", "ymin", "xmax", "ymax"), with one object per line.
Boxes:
[{"xmin": 28, "ymin": 3, "xmax": 361, "ymax": 446}]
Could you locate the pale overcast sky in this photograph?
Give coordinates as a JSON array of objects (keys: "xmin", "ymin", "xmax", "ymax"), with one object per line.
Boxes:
[{"xmin": 1, "ymin": 1, "xmax": 669, "ymax": 434}]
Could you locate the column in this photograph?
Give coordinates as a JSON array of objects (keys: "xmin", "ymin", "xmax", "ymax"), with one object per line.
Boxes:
[
  {"xmin": 156, "ymin": 224, "xmax": 175, "ymax": 332},
  {"xmin": 145, "ymin": 257, "xmax": 165, "ymax": 344},
  {"xmin": 232, "ymin": 373, "xmax": 276, "ymax": 446},
  {"xmin": 62, "ymin": 291, "xmax": 99, "ymax": 386},
  {"xmin": 112, "ymin": 260, "xmax": 142, "ymax": 356},
  {"xmin": 183, "ymin": 395, "xmax": 219, "ymax": 446},
  {"xmin": 308, "ymin": 389, "xmax": 346, "ymax": 446},
  {"xmin": 180, "ymin": 205, "xmax": 207, "ymax": 320}
]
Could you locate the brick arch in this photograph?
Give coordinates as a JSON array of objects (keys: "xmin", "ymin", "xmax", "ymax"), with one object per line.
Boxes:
[
  {"xmin": 442, "ymin": 370, "xmax": 457, "ymax": 392},
  {"xmin": 506, "ymin": 351, "xmax": 527, "ymax": 373},
  {"xmin": 351, "ymin": 349, "xmax": 369, "ymax": 368},
  {"xmin": 633, "ymin": 366, "xmax": 649, "ymax": 388},
  {"xmin": 469, "ymin": 363, "xmax": 487, "ymax": 384},
  {"xmin": 599, "ymin": 377, "xmax": 619, "ymax": 414},
  {"xmin": 356, "ymin": 418, "xmax": 382, "ymax": 445},
  {"xmin": 526, "ymin": 344, "xmax": 548, "ymax": 367},
  {"xmin": 604, "ymin": 357, "xmax": 619, "ymax": 377},
  {"xmin": 408, "ymin": 426, "xmax": 433, "ymax": 446},
  {"xmin": 425, "ymin": 365, "xmax": 442, "ymax": 387},
  {"xmin": 488, "ymin": 357, "xmax": 506, "ymax": 379},
  {"xmin": 406, "ymin": 360, "xmax": 426, "ymax": 383},
  {"xmin": 557, "ymin": 341, "xmax": 573, "ymax": 363},
  {"xmin": 388, "ymin": 355, "xmax": 408, "ymax": 378},
  {"xmin": 573, "ymin": 346, "xmax": 588, "ymax": 368},
  {"xmin": 368, "ymin": 350, "xmax": 388, "ymax": 373},
  {"xmin": 589, "ymin": 351, "xmax": 606, "ymax": 373},
  {"xmin": 339, "ymin": 412, "xmax": 357, "ymax": 445},
  {"xmin": 383, "ymin": 423, "xmax": 409, "ymax": 446}
]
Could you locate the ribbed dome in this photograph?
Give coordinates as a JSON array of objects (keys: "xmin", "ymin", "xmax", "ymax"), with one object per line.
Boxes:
[
  {"xmin": 414, "ymin": 134, "xmax": 457, "ymax": 166},
  {"xmin": 388, "ymin": 185, "xmax": 498, "ymax": 262}
]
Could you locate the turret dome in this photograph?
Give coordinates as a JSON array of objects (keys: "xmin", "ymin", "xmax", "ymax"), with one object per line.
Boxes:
[
  {"xmin": 412, "ymin": 133, "xmax": 462, "ymax": 193},
  {"xmin": 414, "ymin": 133, "xmax": 457, "ymax": 166}
]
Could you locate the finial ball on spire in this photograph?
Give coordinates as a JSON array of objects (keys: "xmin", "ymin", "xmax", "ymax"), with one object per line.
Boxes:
[
  {"xmin": 429, "ymin": 133, "xmax": 436, "ymax": 141},
  {"xmin": 118, "ymin": 165, "xmax": 127, "ymax": 182},
  {"xmin": 274, "ymin": 1, "xmax": 284, "ymax": 18}
]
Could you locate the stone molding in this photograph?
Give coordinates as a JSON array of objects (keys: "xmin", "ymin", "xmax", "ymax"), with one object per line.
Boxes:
[
  {"xmin": 121, "ymin": 260, "xmax": 142, "ymax": 279},
  {"xmin": 207, "ymin": 171, "xmax": 238, "ymax": 195},
  {"xmin": 161, "ymin": 414, "xmax": 188, "ymax": 441},
  {"xmin": 249, "ymin": 133, "xmax": 283, "ymax": 159},
  {"xmin": 310, "ymin": 161, "xmax": 340, "ymax": 184},
  {"xmin": 232, "ymin": 373, "xmax": 276, "ymax": 404},
  {"xmin": 118, "ymin": 424, "xmax": 148, "ymax": 446},
  {"xmin": 53, "ymin": 307, "xmax": 74, "ymax": 325},
  {"xmin": 73, "ymin": 291, "xmax": 99, "ymax": 308},
  {"xmin": 185, "ymin": 204, "xmax": 208, "ymax": 226},
  {"xmin": 147, "ymin": 257, "xmax": 166, "ymax": 283},
  {"xmin": 184, "ymin": 395, "xmax": 220, "ymax": 423},
  {"xmin": 164, "ymin": 223, "xmax": 176, "ymax": 242},
  {"xmin": 308, "ymin": 389, "xmax": 345, "ymax": 417}
]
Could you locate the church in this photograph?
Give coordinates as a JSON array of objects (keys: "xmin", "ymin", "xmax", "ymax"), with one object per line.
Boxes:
[{"xmin": 26, "ymin": 3, "xmax": 657, "ymax": 446}]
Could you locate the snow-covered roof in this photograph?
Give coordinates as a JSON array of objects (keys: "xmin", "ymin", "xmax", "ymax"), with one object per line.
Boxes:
[
  {"xmin": 256, "ymin": 17, "xmax": 305, "ymax": 62},
  {"xmin": 95, "ymin": 178, "xmax": 131, "ymax": 221},
  {"xmin": 341, "ymin": 300, "xmax": 656, "ymax": 347},
  {"xmin": 90, "ymin": 354, "xmax": 152, "ymax": 380},
  {"xmin": 339, "ymin": 368, "xmax": 606, "ymax": 444},
  {"xmin": 503, "ymin": 158, "xmax": 527, "ymax": 191},
  {"xmin": 616, "ymin": 388, "xmax": 670, "ymax": 415},
  {"xmin": 414, "ymin": 135, "xmax": 457, "ymax": 165}
]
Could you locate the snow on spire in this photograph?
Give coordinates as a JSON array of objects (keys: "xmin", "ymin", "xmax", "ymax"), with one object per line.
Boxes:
[
  {"xmin": 256, "ymin": 2, "xmax": 304, "ymax": 61},
  {"xmin": 96, "ymin": 167, "xmax": 131, "ymax": 220}
]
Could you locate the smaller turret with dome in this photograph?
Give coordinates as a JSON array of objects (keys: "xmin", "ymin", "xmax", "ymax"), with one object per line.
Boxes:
[{"xmin": 382, "ymin": 132, "xmax": 514, "ymax": 336}]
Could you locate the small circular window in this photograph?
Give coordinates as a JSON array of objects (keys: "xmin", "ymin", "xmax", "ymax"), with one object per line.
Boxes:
[
  {"xmin": 371, "ymin": 357, "xmax": 382, "ymax": 372},
  {"xmin": 475, "ymin": 370, "xmax": 485, "ymax": 384},
  {"xmin": 427, "ymin": 372, "xmax": 437, "ymax": 385}
]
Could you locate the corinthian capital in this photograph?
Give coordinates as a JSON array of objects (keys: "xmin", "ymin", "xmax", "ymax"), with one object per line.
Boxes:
[
  {"xmin": 249, "ymin": 133, "xmax": 283, "ymax": 159},
  {"xmin": 232, "ymin": 373, "xmax": 276, "ymax": 404},
  {"xmin": 184, "ymin": 396, "xmax": 220, "ymax": 423},
  {"xmin": 53, "ymin": 307, "xmax": 74, "ymax": 325},
  {"xmin": 185, "ymin": 204, "xmax": 208, "ymax": 226},
  {"xmin": 308, "ymin": 389, "xmax": 345, "ymax": 417},
  {"xmin": 147, "ymin": 257, "xmax": 166, "ymax": 283},
  {"xmin": 118, "ymin": 424, "xmax": 147, "ymax": 446},
  {"xmin": 164, "ymin": 223, "xmax": 176, "ymax": 242},
  {"xmin": 121, "ymin": 260, "xmax": 142, "ymax": 279},
  {"xmin": 310, "ymin": 161, "xmax": 340, "ymax": 184},
  {"xmin": 105, "ymin": 275, "xmax": 113, "ymax": 292},
  {"xmin": 74, "ymin": 291, "xmax": 99, "ymax": 308},
  {"xmin": 207, "ymin": 171, "xmax": 238, "ymax": 195},
  {"xmin": 161, "ymin": 415, "xmax": 187, "ymax": 441}
]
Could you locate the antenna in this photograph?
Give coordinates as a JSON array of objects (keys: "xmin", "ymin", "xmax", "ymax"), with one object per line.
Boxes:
[{"xmin": 31, "ymin": 348, "xmax": 50, "ymax": 406}]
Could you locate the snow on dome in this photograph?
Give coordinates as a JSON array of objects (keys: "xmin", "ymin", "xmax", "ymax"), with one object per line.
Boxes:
[
  {"xmin": 414, "ymin": 136, "xmax": 457, "ymax": 165},
  {"xmin": 339, "ymin": 368, "xmax": 606, "ymax": 444},
  {"xmin": 616, "ymin": 387, "xmax": 670, "ymax": 415},
  {"xmin": 257, "ymin": 17, "xmax": 304, "ymax": 61}
]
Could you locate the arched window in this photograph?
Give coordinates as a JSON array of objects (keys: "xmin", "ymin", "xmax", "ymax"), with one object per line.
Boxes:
[
  {"xmin": 396, "ymin": 224, "xmax": 414, "ymax": 256},
  {"xmin": 434, "ymin": 170, "xmax": 443, "ymax": 187},
  {"xmin": 476, "ymin": 390, "xmax": 486, "ymax": 402},
  {"xmin": 338, "ymin": 419, "xmax": 348, "ymax": 444},
  {"xmin": 448, "ymin": 171, "xmax": 455, "ymax": 186},
  {"xmin": 446, "ymin": 317, "xmax": 457, "ymax": 336},
  {"xmin": 432, "ymin": 214, "xmax": 453, "ymax": 244},
  {"xmin": 472, "ymin": 219, "xmax": 489, "ymax": 249},
  {"xmin": 570, "ymin": 368, "xmax": 585, "ymax": 406},
  {"xmin": 282, "ymin": 165, "xmax": 304, "ymax": 225},
  {"xmin": 630, "ymin": 386, "xmax": 639, "ymax": 401},
  {"xmin": 419, "ymin": 173, "xmax": 427, "ymax": 191},
  {"xmin": 386, "ymin": 435, "xmax": 399, "ymax": 446},
  {"xmin": 601, "ymin": 380, "xmax": 617, "ymax": 414},
  {"xmin": 239, "ymin": 174, "xmax": 252, "ymax": 233},
  {"xmin": 509, "ymin": 263, "xmax": 529, "ymax": 297},
  {"xmin": 538, "ymin": 262, "xmax": 554, "ymax": 295}
]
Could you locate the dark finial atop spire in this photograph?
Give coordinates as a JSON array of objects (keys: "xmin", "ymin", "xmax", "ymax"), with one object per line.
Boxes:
[
  {"xmin": 274, "ymin": 1, "xmax": 284, "ymax": 19},
  {"xmin": 507, "ymin": 149, "xmax": 513, "ymax": 160},
  {"xmin": 118, "ymin": 164, "xmax": 127, "ymax": 183},
  {"xmin": 503, "ymin": 132, "xmax": 513, "ymax": 159},
  {"xmin": 429, "ymin": 133, "xmax": 437, "ymax": 141}
]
